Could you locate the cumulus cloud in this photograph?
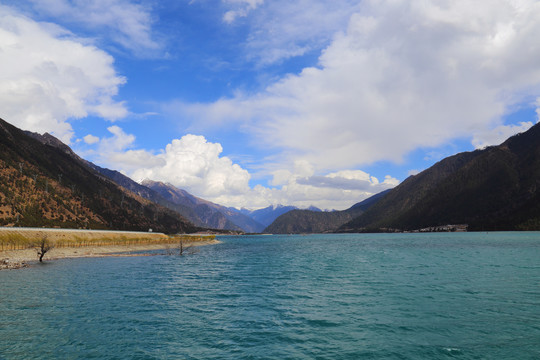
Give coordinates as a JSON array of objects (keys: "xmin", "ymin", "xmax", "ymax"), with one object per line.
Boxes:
[
  {"xmin": 85, "ymin": 126, "xmax": 164, "ymax": 173},
  {"xmin": 131, "ymin": 134, "xmax": 252, "ymax": 199},
  {"xmin": 0, "ymin": 5, "xmax": 127, "ymax": 142},
  {"xmin": 24, "ymin": 0, "xmax": 160, "ymax": 55},
  {"xmin": 241, "ymin": 164, "xmax": 399, "ymax": 210},
  {"xmin": 257, "ymin": 169, "xmax": 398, "ymax": 210},
  {"xmin": 83, "ymin": 134, "xmax": 100, "ymax": 144},
  {"xmin": 87, "ymin": 127, "xmax": 252, "ymax": 204},
  {"xmin": 246, "ymin": 171, "xmax": 398, "ymax": 210},
  {"xmin": 177, "ymin": 0, "xmax": 540, "ymax": 174},
  {"xmin": 100, "ymin": 126, "xmax": 136, "ymax": 153},
  {"xmin": 84, "ymin": 127, "xmax": 395, "ymax": 210}
]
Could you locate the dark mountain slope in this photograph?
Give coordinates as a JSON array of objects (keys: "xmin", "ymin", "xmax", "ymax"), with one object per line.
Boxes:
[
  {"xmin": 264, "ymin": 190, "xmax": 391, "ymax": 234},
  {"xmin": 85, "ymin": 165, "xmax": 208, "ymax": 228},
  {"xmin": 264, "ymin": 208, "xmax": 363, "ymax": 234},
  {"xmin": 340, "ymin": 124, "xmax": 540, "ymax": 232},
  {"xmin": 349, "ymin": 189, "xmax": 391, "ymax": 211},
  {"xmin": 0, "ymin": 118, "xmax": 197, "ymax": 233},
  {"xmin": 26, "ymin": 130, "xmax": 252, "ymax": 232}
]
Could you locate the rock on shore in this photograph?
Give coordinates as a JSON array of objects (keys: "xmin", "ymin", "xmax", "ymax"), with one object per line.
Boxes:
[{"xmin": 1, "ymin": 258, "xmax": 28, "ymax": 270}]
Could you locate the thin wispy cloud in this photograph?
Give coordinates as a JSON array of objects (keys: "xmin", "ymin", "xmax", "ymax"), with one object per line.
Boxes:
[
  {"xmin": 224, "ymin": 0, "xmax": 361, "ymax": 65},
  {"xmin": 222, "ymin": 0, "xmax": 264, "ymax": 24},
  {"xmin": 15, "ymin": 0, "xmax": 160, "ymax": 56}
]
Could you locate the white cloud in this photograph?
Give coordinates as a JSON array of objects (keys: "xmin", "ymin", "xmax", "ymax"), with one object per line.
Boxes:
[
  {"xmin": 177, "ymin": 0, "xmax": 540, "ymax": 175},
  {"xmin": 227, "ymin": 0, "xmax": 361, "ymax": 65},
  {"xmin": 89, "ymin": 128, "xmax": 253, "ymax": 203},
  {"xmin": 25, "ymin": 0, "xmax": 160, "ymax": 55},
  {"xmin": 83, "ymin": 134, "xmax": 100, "ymax": 144},
  {"xmin": 472, "ymin": 121, "xmax": 536, "ymax": 149},
  {"xmin": 101, "ymin": 125, "xmax": 136, "ymax": 153},
  {"xmin": 0, "ymin": 5, "xmax": 127, "ymax": 143},
  {"xmin": 81, "ymin": 125, "xmax": 164, "ymax": 173},
  {"xmin": 109, "ymin": 149, "xmax": 166, "ymax": 172},
  {"xmin": 83, "ymin": 126, "xmax": 395, "ymax": 210},
  {"xmin": 246, "ymin": 170, "xmax": 398, "ymax": 210},
  {"xmin": 236, "ymin": 164, "xmax": 398, "ymax": 210},
  {"xmin": 131, "ymin": 134, "xmax": 252, "ymax": 199},
  {"xmin": 223, "ymin": 0, "xmax": 264, "ymax": 24}
]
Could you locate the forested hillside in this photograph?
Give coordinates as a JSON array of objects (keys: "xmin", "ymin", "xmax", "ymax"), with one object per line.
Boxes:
[
  {"xmin": 0, "ymin": 118, "xmax": 197, "ymax": 233},
  {"xmin": 339, "ymin": 124, "xmax": 540, "ymax": 232}
]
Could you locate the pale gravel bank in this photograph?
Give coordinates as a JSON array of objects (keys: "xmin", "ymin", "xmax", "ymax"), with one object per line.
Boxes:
[{"xmin": 1, "ymin": 239, "xmax": 220, "ymax": 270}]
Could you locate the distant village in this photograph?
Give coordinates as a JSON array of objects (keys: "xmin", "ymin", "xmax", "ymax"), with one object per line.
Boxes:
[
  {"xmin": 378, "ymin": 224, "xmax": 469, "ymax": 233},
  {"xmin": 415, "ymin": 224, "xmax": 468, "ymax": 232}
]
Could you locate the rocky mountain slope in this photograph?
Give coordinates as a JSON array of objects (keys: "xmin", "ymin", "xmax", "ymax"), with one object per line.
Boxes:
[
  {"xmin": 88, "ymin": 165, "xmax": 235, "ymax": 230},
  {"xmin": 142, "ymin": 180, "xmax": 265, "ymax": 233},
  {"xmin": 0, "ymin": 118, "xmax": 197, "ymax": 233},
  {"xmin": 25, "ymin": 128, "xmax": 260, "ymax": 233}
]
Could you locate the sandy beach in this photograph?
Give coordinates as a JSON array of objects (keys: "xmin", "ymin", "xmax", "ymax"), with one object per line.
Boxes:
[{"xmin": 0, "ymin": 228, "xmax": 219, "ymax": 270}]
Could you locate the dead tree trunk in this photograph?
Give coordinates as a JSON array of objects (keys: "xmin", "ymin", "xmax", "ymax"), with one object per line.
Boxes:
[{"xmin": 35, "ymin": 236, "xmax": 53, "ymax": 262}]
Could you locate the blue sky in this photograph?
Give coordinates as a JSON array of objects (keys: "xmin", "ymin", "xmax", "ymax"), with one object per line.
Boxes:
[{"xmin": 1, "ymin": 0, "xmax": 539, "ymax": 210}]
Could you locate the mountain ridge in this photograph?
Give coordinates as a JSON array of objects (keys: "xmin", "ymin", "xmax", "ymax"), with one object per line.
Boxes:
[
  {"xmin": 240, "ymin": 204, "xmax": 299, "ymax": 228},
  {"xmin": 23, "ymin": 129, "xmax": 262, "ymax": 233},
  {"xmin": 0, "ymin": 118, "xmax": 197, "ymax": 233},
  {"xmin": 142, "ymin": 180, "xmax": 265, "ymax": 233},
  {"xmin": 339, "ymin": 123, "xmax": 540, "ymax": 232},
  {"xmin": 264, "ymin": 190, "xmax": 390, "ymax": 234}
]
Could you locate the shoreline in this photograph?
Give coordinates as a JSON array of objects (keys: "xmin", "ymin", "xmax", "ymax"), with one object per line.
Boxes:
[{"xmin": 0, "ymin": 239, "xmax": 220, "ymax": 270}]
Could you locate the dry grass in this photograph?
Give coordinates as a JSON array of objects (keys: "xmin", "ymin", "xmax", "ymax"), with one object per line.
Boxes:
[{"xmin": 0, "ymin": 228, "xmax": 214, "ymax": 250}]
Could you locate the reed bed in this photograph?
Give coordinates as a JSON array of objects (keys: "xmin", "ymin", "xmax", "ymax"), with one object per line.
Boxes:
[
  {"xmin": 0, "ymin": 229, "xmax": 214, "ymax": 251},
  {"xmin": 0, "ymin": 233, "xmax": 34, "ymax": 250}
]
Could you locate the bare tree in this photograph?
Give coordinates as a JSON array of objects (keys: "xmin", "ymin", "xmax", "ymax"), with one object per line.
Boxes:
[
  {"xmin": 178, "ymin": 238, "xmax": 187, "ymax": 256},
  {"xmin": 166, "ymin": 238, "xmax": 198, "ymax": 256},
  {"xmin": 35, "ymin": 235, "xmax": 53, "ymax": 262}
]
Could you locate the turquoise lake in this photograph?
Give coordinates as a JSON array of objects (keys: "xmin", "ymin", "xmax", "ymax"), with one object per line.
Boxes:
[{"xmin": 1, "ymin": 232, "xmax": 539, "ymax": 359}]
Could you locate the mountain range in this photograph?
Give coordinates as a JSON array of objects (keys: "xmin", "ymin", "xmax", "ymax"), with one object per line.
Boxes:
[
  {"xmin": 264, "ymin": 190, "xmax": 390, "ymax": 234},
  {"xmin": 0, "ymin": 118, "xmax": 196, "ymax": 233},
  {"xmin": 264, "ymin": 122, "xmax": 540, "ymax": 233},
  {"xmin": 240, "ymin": 205, "xmax": 301, "ymax": 228},
  {"xmin": 0, "ymin": 118, "xmax": 288, "ymax": 233},
  {"xmin": 2, "ymin": 115, "xmax": 539, "ymax": 233},
  {"xmin": 26, "ymin": 133, "xmax": 267, "ymax": 233},
  {"xmin": 141, "ymin": 180, "xmax": 265, "ymax": 233}
]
